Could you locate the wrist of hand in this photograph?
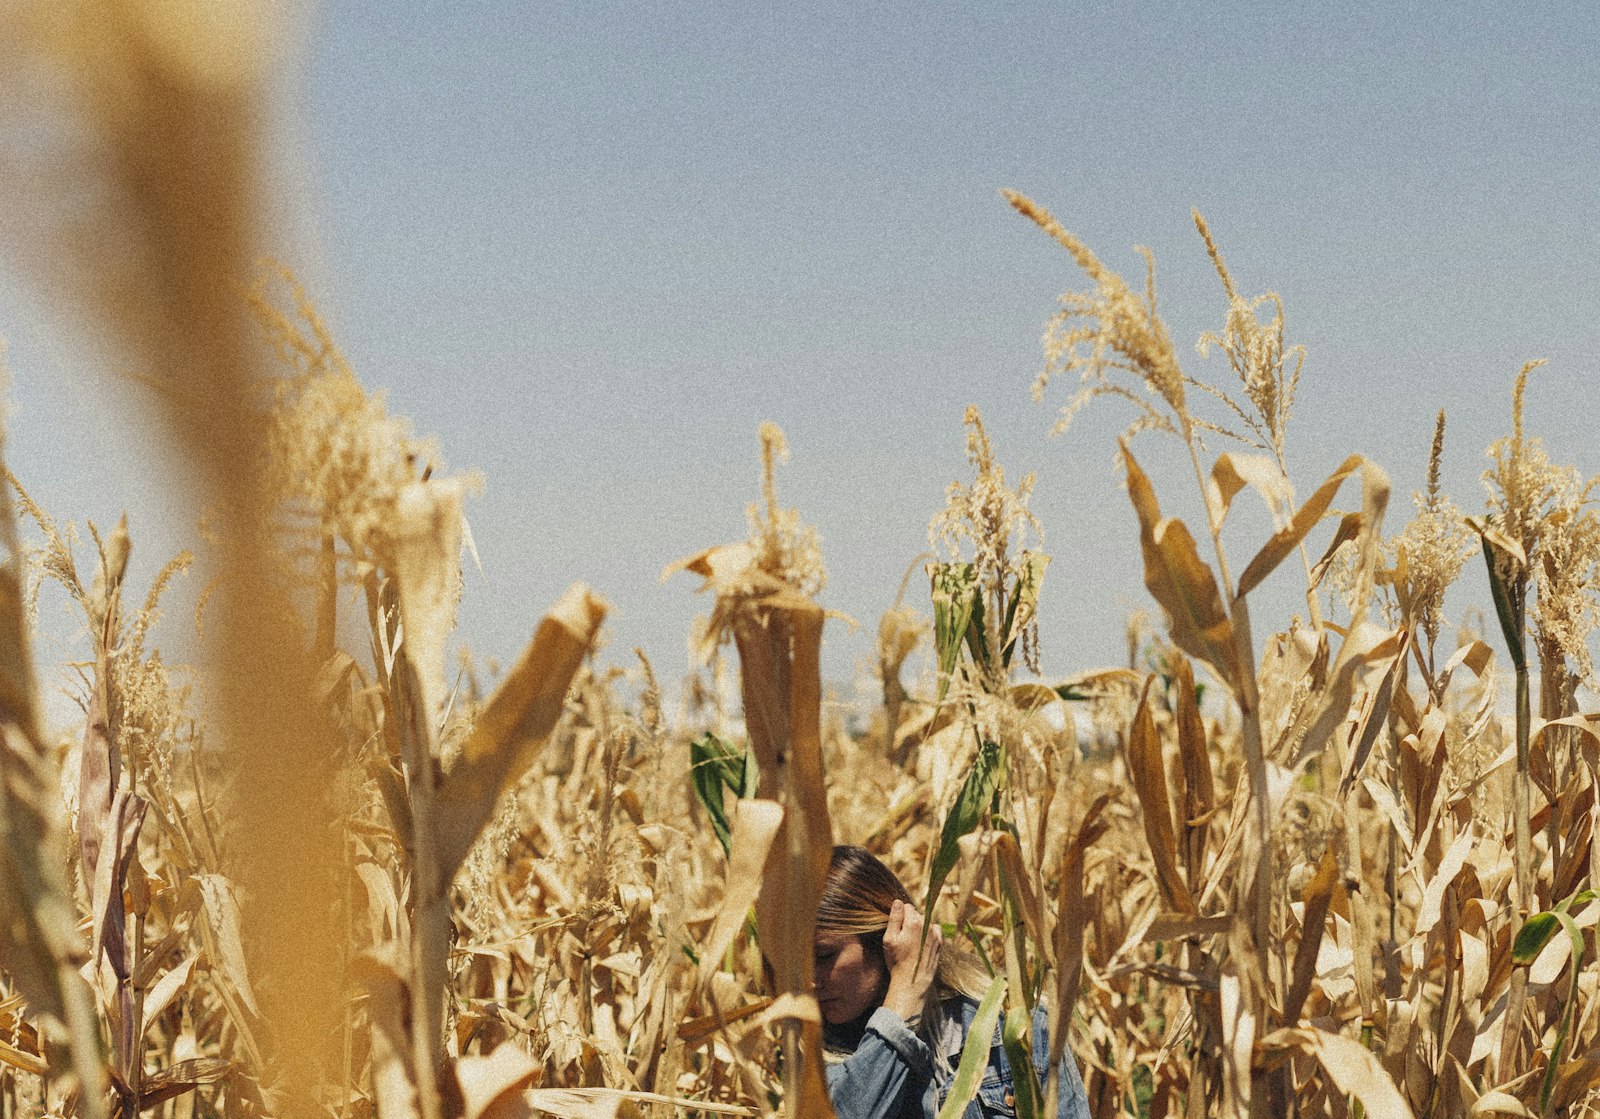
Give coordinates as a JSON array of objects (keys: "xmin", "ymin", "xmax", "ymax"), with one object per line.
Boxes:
[{"xmin": 882, "ymin": 983, "xmax": 923, "ymax": 1022}]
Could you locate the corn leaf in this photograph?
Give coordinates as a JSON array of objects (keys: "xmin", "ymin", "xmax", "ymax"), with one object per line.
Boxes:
[
  {"xmin": 690, "ymin": 733, "xmax": 753, "ymax": 858},
  {"xmin": 434, "ymin": 584, "xmax": 606, "ymax": 877},
  {"xmin": 930, "ymin": 563, "xmax": 980, "ymax": 702},
  {"xmin": 1121, "ymin": 442, "xmax": 1240, "ymax": 690},
  {"xmin": 1236, "ymin": 454, "xmax": 1372, "ymax": 599},
  {"xmin": 924, "ymin": 738, "xmax": 1003, "ymax": 931},
  {"xmin": 1127, "ymin": 679, "xmax": 1196, "ymax": 915},
  {"xmin": 1208, "ymin": 452, "xmax": 1292, "ymax": 528},
  {"xmin": 1001, "ymin": 1005, "xmax": 1043, "ymax": 1119},
  {"xmin": 936, "ymin": 975, "xmax": 1006, "ymax": 1119},
  {"xmin": 999, "ymin": 552, "xmax": 1049, "ymax": 667}
]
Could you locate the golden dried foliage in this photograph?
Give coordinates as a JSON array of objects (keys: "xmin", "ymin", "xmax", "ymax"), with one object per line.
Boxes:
[{"xmin": 2, "ymin": 21, "xmax": 1600, "ymax": 1119}]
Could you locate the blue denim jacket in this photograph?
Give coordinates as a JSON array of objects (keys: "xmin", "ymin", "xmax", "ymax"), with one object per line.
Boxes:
[{"xmin": 823, "ymin": 996, "xmax": 1091, "ymax": 1119}]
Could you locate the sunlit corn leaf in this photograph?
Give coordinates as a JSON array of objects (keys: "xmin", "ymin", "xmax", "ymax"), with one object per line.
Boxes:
[
  {"xmin": 1121, "ymin": 442, "xmax": 1240, "ymax": 690},
  {"xmin": 137, "ymin": 1057, "xmax": 231, "ymax": 1110},
  {"xmin": 1207, "ymin": 452, "xmax": 1292, "ymax": 529},
  {"xmin": 1044, "ymin": 667, "xmax": 1141, "ymax": 703},
  {"xmin": 1282, "ymin": 847, "xmax": 1339, "ymax": 1024},
  {"xmin": 930, "ymin": 563, "xmax": 980, "ymax": 703},
  {"xmin": 1307, "ymin": 511, "xmax": 1363, "ymax": 591},
  {"xmin": 434, "ymin": 584, "xmax": 607, "ymax": 877},
  {"xmin": 455, "ymin": 1041, "xmax": 538, "ymax": 1119},
  {"xmin": 1234, "ymin": 454, "xmax": 1380, "ymax": 599},
  {"xmin": 196, "ymin": 874, "xmax": 262, "ymax": 1018},
  {"xmin": 141, "ymin": 954, "xmax": 197, "ymax": 1037},
  {"xmin": 1126, "ymin": 679, "xmax": 1195, "ymax": 915},
  {"xmin": 935, "ymin": 975, "xmax": 1006, "ymax": 1119},
  {"xmin": 1275, "ymin": 1028, "xmax": 1416, "ymax": 1118},
  {"xmin": 696, "ymin": 799, "xmax": 784, "ymax": 992},
  {"xmin": 1336, "ymin": 628, "xmax": 1411, "ymax": 796},
  {"xmin": 1287, "ymin": 623, "xmax": 1405, "ymax": 769},
  {"xmin": 352, "ymin": 953, "xmax": 420, "ymax": 1119},
  {"xmin": 924, "ymin": 738, "xmax": 1002, "ymax": 932},
  {"xmin": 690, "ymin": 733, "xmax": 753, "ymax": 859}
]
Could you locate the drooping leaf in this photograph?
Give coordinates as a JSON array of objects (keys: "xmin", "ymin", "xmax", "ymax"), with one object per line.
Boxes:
[
  {"xmin": 924, "ymin": 738, "xmax": 1003, "ymax": 930},
  {"xmin": 1121, "ymin": 442, "xmax": 1241, "ymax": 690},
  {"xmin": 1307, "ymin": 512, "xmax": 1364, "ymax": 590},
  {"xmin": 697, "ymin": 799, "xmax": 785, "ymax": 992},
  {"xmin": 1469, "ymin": 518, "xmax": 1527, "ymax": 672},
  {"xmin": 434, "ymin": 584, "xmax": 606, "ymax": 877},
  {"xmin": 1126, "ymin": 678, "xmax": 1196, "ymax": 915},
  {"xmin": 690, "ymin": 733, "xmax": 752, "ymax": 858},
  {"xmin": 1208, "ymin": 452, "xmax": 1292, "ymax": 529},
  {"xmin": 1283, "ymin": 847, "xmax": 1339, "ymax": 1024},
  {"xmin": 1235, "ymin": 454, "xmax": 1377, "ymax": 599}
]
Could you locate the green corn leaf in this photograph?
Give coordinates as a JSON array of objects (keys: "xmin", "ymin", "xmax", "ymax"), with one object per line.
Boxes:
[
  {"xmin": 1001, "ymin": 1005, "xmax": 1044, "ymax": 1119},
  {"xmin": 924, "ymin": 738, "xmax": 1003, "ymax": 933},
  {"xmin": 1541, "ymin": 908, "xmax": 1587, "ymax": 1112},
  {"xmin": 964, "ymin": 588, "xmax": 991, "ymax": 670},
  {"xmin": 690, "ymin": 733, "xmax": 751, "ymax": 858},
  {"xmin": 931, "ymin": 563, "xmax": 980, "ymax": 703},
  {"xmin": 1472, "ymin": 526, "xmax": 1526, "ymax": 673},
  {"xmin": 936, "ymin": 975, "xmax": 1007, "ymax": 1119},
  {"xmin": 1513, "ymin": 911, "xmax": 1559, "ymax": 965}
]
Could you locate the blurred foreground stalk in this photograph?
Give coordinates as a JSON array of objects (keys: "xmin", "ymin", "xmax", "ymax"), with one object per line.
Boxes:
[{"xmin": 1, "ymin": 3, "xmax": 346, "ymax": 1113}]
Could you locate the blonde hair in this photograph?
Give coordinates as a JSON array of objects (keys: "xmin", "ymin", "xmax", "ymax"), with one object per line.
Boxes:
[{"xmin": 817, "ymin": 846, "xmax": 990, "ymax": 1005}]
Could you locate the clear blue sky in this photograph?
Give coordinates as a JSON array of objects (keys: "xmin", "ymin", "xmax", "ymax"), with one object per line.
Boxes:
[{"xmin": 5, "ymin": 1, "xmax": 1598, "ymax": 721}]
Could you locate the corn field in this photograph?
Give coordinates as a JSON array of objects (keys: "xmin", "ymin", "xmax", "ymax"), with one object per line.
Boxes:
[{"xmin": 1, "ymin": 6, "xmax": 1599, "ymax": 1119}]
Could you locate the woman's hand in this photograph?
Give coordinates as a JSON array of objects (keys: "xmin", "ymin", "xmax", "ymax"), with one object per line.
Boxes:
[{"xmin": 880, "ymin": 899, "xmax": 940, "ymax": 1025}]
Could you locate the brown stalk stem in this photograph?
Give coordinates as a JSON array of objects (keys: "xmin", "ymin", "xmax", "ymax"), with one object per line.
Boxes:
[
  {"xmin": 1182, "ymin": 436, "xmax": 1276, "ymax": 997},
  {"xmin": 1513, "ymin": 658, "xmax": 1532, "ymax": 919},
  {"xmin": 781, "ymin": 1025, "xmax": 802, "ymax": 1119},
  {"xmin": 125, "ymin": 907, "xmax": 146, "ymax": 1118},
  {"xmin": 397, "ymin": 660, "xmax": 445, "ymax": 1119},
  {"xmin": 1498, "ymin": 635, "xmax": 1532, "ymax": 1084}
]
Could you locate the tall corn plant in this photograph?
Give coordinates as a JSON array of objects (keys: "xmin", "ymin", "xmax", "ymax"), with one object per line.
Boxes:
[
  {"xmin": 919, "ymin": 407, "xmax": 1056, "ymax": 1119},
  {"xmin": 1007, "ymin": 192, "xmax": 1398, "ymax": 1116},
  {"xmin": 1471, "ymin": 359, "xmax": 1600, "ymax": 1089},
  {"xmin": 670, "ymin": 423, "xmax": 836, "ymax": 1119}
]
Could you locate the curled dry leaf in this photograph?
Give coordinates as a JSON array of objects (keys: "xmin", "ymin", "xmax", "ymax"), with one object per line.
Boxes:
[
  {"xmin": 1122, "ymin": 442, "xmax": 1240, "ymax": 690},
  {"xmin": 434, "ymin": 584, "xmax": 607, "ymax": 877}
]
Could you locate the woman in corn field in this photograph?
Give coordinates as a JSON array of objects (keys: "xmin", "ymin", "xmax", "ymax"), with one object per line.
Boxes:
[{"xmin": 814, "ymin": 846, "xmax": 1091, "ymax": 1119}]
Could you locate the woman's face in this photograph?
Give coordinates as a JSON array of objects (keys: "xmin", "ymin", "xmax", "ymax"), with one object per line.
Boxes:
[{"xmin": 813, "ymin": 931, "xmax": 886, "ymax": 1025}]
